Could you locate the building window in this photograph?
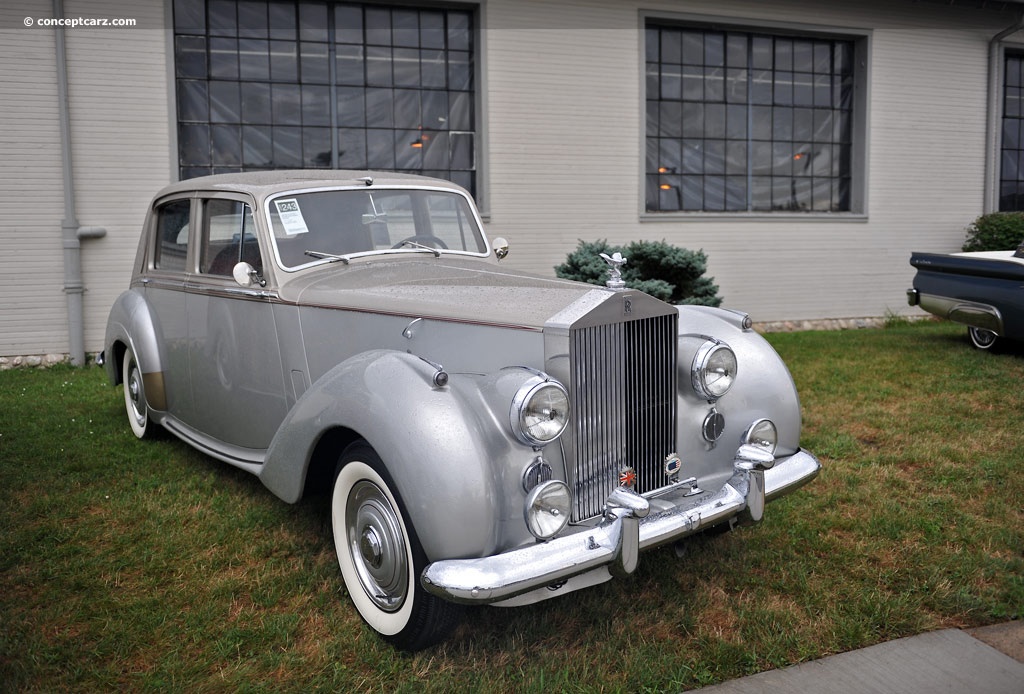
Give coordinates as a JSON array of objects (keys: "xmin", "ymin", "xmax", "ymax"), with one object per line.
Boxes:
[
  {"xmin": 645, "ymin": 22, "xmax": 858, "ymax": 213},
  {"xmin": 173, "ymin": 0, "xmax": 476, "ymax": 196},
  {"xmin": 1001, "ymin": 52, "xmax": 1024, "ymax": 211}
]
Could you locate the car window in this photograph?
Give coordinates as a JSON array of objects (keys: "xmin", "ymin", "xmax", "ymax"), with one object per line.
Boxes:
[
  {"xmin": 200, "ymin": 199, "xmax": 261, "ymax": 277},
  {"xmin": 154, "ymin": 199, "xmax": 191, "ymax": 272},
  {"xmin": 267, "ymin": 189, "xmax": 486, "ymax": 269}
]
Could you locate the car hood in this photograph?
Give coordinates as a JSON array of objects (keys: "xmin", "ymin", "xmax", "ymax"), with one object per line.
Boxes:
[{"xmin": 279, "ymin": 257, "xmax": 598, "ymax": 330}]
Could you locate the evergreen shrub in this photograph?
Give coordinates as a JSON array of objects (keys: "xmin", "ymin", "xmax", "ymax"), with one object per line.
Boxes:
[
  {"xmin": 962, "ymin": 212, "xmax": 1024, "ymax": 252},
  {"xmin": 554, "ymin": 239, "xmax": 722, "ymax": 306}
]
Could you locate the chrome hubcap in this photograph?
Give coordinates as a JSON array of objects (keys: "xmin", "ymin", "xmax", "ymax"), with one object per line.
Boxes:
[
  {"xmin": 126, "ymin": 364, "xmax": 146, "ymax": 425},
  {"xmin": 347, "ymin": 480, "xmax": 408, "ymax": 612},
  {"xmin": 360, "ymin": 527, "xmax": 383, "ymax": 568}
]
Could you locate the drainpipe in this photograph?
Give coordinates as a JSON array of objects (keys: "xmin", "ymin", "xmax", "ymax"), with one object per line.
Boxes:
[
  {"xmin": 985, "ymin": 12, "xmax": 1024, "ymax": 214},
  {"xmin": 54, "ymin": 0, "xmax": 104, "ymax": 366}
]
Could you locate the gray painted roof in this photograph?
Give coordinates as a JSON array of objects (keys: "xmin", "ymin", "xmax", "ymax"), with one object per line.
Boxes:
[{"xmin": 156, "ymin": 170, "xmax": 468, "ymax": 200}]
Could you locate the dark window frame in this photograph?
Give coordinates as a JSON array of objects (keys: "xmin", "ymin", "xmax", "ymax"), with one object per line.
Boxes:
[
  {"xmin": 643, "ymin": 17, "xmax": 867, "ymax": 215},
  {"xmin": 172, "ymin": 0, "xmax": 478, "ymax": 198},
  {"xmin": 1000, "ymin": 51, "xmax": 1024, "ymax": 211}
]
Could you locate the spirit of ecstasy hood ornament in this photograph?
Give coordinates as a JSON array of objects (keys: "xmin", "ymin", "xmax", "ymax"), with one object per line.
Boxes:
[{"xmin": 599, "ymin": 251, "xmax": 628, "ymax": 290}]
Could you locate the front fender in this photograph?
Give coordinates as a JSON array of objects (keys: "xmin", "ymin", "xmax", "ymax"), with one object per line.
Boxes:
[
  {"xmin": 260, "ymin": 350, "xmax": 502, "ymax": 561},
  {"xmin": 676, "ymin": 305, "xmax": 802, "ymax": 452},
  {"xmin": 104, "ymin": 289, "xmax": 167, "ymax": 410}
]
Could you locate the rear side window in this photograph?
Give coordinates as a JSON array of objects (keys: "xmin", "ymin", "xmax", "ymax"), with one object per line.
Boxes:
[{"xmin": 154, "ymin": 199, "xmax": 191, "ymax": 272}]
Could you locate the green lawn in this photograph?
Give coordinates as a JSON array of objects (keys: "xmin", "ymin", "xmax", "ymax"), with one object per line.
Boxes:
[{"xmin": 1, "ymin": 321, "xmax": 1021, "ymax": 692}]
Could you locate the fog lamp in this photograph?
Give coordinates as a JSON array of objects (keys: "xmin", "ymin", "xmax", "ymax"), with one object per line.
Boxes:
[
  {"xmin": 743, "ymin": 418, "xmax": 778, "ymax": 455},
  {"xmin": 524, "ymin": 480, "xmax": 571, "ymax": 540}
]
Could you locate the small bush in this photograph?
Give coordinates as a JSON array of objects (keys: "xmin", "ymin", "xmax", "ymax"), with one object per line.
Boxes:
[
  {"xmin": 962, "ymin": 212, "xmax": 1024, "ymax": 252},
  {"xmin": 554, "ymin": 239, "xmax": 722, "ymax": 306}
]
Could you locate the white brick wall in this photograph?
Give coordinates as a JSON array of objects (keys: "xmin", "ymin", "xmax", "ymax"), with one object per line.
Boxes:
[
  {"xmin": 0, "ymin": 0, "xmax": 170, "ymax": 357},
  {"xmin": 483, "ymin": 0, "xmax": 1013, "ymax": 322},
  {"xmin": 0, "ymin": 1, "xmax": 66, "ymax": 355},
  {"xmin": 0, "ymin": 0, "xmax": 1018, "ymax": 357}
]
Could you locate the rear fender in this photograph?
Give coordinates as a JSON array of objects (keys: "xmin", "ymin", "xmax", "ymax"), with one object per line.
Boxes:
[
  {"xmin": 104, "ymin": 289, "xmax": 168, "ymax": 410},
  {"xmin": 261, "ymin": 350, "xmax": 502, "ymax": 561}
]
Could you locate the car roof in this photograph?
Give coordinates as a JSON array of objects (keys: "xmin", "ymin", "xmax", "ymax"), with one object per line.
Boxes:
[{"xmin": 156, "ymin": 170, "xmax": 469, "ymax": 199}]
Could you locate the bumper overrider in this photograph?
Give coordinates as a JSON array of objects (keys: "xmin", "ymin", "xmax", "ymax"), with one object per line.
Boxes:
[{"xmin": 421, "ymin": 445, "xmax": 820, "ymax": 605}]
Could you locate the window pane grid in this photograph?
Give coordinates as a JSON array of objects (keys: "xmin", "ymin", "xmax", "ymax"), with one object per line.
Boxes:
[
  {"xmin": 174, "ymin": 0, "xmax": 475, "ymax": 196},
  {"xmin": 1000, "ymin": 53, "xmax": 1024, "ymax": 211},
  {"xmin": 646, "ymin": 23, "xmax": 854, "ymax": 213}
]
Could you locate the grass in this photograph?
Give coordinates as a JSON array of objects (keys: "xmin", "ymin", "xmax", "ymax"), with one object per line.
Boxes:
[{"xmin": 1, "ymin": 320, "xmax": 1021, "ymax": 692}]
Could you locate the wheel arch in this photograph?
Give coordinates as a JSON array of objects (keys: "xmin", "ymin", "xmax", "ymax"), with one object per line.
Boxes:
[
  {"xmin": 261, "ymin": 349, "xmax": 502, "ymax": 561},
  {"xmin": 104, "ymin": 290, "xmax": 167, "ymax": 410},
  {"xmin": 302, "ymin": 425, "xmax": 363, "ymax": 499}
]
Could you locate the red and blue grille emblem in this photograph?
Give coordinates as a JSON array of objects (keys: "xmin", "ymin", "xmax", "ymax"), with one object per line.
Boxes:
[
  {"xmin": 619, "ymin": 467, "xmax": 637, "ymax": 489},
  {"xmin": 664, "ymin": 454, "xmax": 683, "ymax": 477}
]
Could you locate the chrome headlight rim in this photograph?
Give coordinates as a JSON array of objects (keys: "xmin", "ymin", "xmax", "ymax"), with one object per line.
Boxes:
[
  {"xmin": 743, "ymin": 418, "xmax": 778, "ymax": 455},
  {"xmin": 691, "ymin": 340, "xmax": 737, "ymax": 401},
  {"xmin": 510, "ymin": 376, "xmax": 570, "ymax": 447},
  {"xmin": 524, "ymin": 479, "xmax": 571, "ymax": 540}
]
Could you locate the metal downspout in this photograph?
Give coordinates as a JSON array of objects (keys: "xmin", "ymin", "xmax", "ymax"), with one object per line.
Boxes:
[
  {"xmin": 986, "ymin": 12, "xmax": 1024, "ymax": 214},
  {"xmin": 54, "ymin": 0, "xmax": 104, "ymax": 365}
]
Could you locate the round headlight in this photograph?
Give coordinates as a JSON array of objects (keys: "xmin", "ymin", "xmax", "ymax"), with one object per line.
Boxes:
[
  {"xmin": 744, "ymin": 418, "xmax": 778, "ymax": 455},
  {"xmin": 691, "ymin": 341, "xmax": 737, "ymax": 400},
  {"xmin": 524, "ymin": 480, "xmax": 571, "ymax": 540},
  {"xmin": 510, "ymin": 378, "xmax": 570, "ymax": 447}
]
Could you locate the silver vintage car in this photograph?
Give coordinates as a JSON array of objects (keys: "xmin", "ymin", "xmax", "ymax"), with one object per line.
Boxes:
[{"xmin": 103, "ymin": 171, "xmax": 820, "ymax": 650}]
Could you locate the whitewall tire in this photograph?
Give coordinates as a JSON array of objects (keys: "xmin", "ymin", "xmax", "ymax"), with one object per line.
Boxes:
[
  {"xmin": 122, "ymin": 347, "xmax": 158, "ymax": 439},
  {"xmin": 331, "ymin": 443, "xmax": 461, "ymax": 650}
]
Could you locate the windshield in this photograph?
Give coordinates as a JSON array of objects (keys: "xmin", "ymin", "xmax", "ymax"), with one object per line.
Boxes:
[{"xmin": 267, "ymin": 188, "xmax": 487, "ymax": 270}]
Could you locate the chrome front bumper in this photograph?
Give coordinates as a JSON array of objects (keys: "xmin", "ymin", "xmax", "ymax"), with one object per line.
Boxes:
[{"xmin": 421, "ymin": 447, "xmax": 820, "ymax": 605}]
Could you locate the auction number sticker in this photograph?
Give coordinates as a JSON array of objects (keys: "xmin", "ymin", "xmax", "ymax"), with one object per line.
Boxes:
[{"xmin": 274, "ymin": 198, "xmax": 310, "ymax": 236}]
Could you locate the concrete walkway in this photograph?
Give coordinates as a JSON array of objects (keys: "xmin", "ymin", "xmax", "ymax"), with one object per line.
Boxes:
[{"xmin": 696, "ymin": 621, "xmax": 1024, "ymax": 694}]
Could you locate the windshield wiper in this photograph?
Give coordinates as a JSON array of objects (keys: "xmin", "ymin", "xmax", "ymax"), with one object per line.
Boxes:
[
  {"xmin": 304, "ymin": 250, "xmax": 351, "ymax": 265},
  {"xmin": 395, "ymin": 240, "xmax": 441, "ymax": 257}
]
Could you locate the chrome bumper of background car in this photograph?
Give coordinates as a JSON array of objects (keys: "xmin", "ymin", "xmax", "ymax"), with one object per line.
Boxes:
[
  {"xmin": 907, "ymin": 289, "xmax": 1004, "ymax": 335},
  {"xmin": 420, "ymin": 448, "xmax": 820, "ymax": 605}
]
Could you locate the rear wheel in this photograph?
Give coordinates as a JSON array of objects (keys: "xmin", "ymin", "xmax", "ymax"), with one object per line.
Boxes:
[
  {"xmin": 968, "ymin": 326, "xmax": 998, "ymax": 350},
  {"xmin": 331, "ymin": 442, "xmax": 462, "ymax": 650},
  {"xmin": 122, "ymin": 347, "xmax": 160, "ymax": 439}
]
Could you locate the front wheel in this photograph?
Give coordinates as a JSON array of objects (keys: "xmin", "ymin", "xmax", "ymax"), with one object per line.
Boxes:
[
  {"xmin": 968, "ymin": 326, "xmax": 998, "ymax": 350},
  {"xmin": 332, "ymin": 443, "xmax": 462, "ymax": 650}
]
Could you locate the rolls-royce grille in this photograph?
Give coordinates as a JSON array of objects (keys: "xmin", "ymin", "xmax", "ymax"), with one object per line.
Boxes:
[{"xmin": 568, "ymin": 313, "xmax": 678, "ymax": 522}]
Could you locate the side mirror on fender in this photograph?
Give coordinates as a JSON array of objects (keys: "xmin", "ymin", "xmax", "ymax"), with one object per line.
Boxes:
[{"xmin": 492, "ymin": 237, "xmax": 509, "ymax": 261}]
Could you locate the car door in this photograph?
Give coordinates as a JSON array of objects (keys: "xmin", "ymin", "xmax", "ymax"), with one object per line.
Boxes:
[
  {"xmin": 185, "ymin": 194, "xmax": 288, "ymax": 451},
  {"xmin": 143, "ymin": 195, "xmax": 195, "ymax": 424}
]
